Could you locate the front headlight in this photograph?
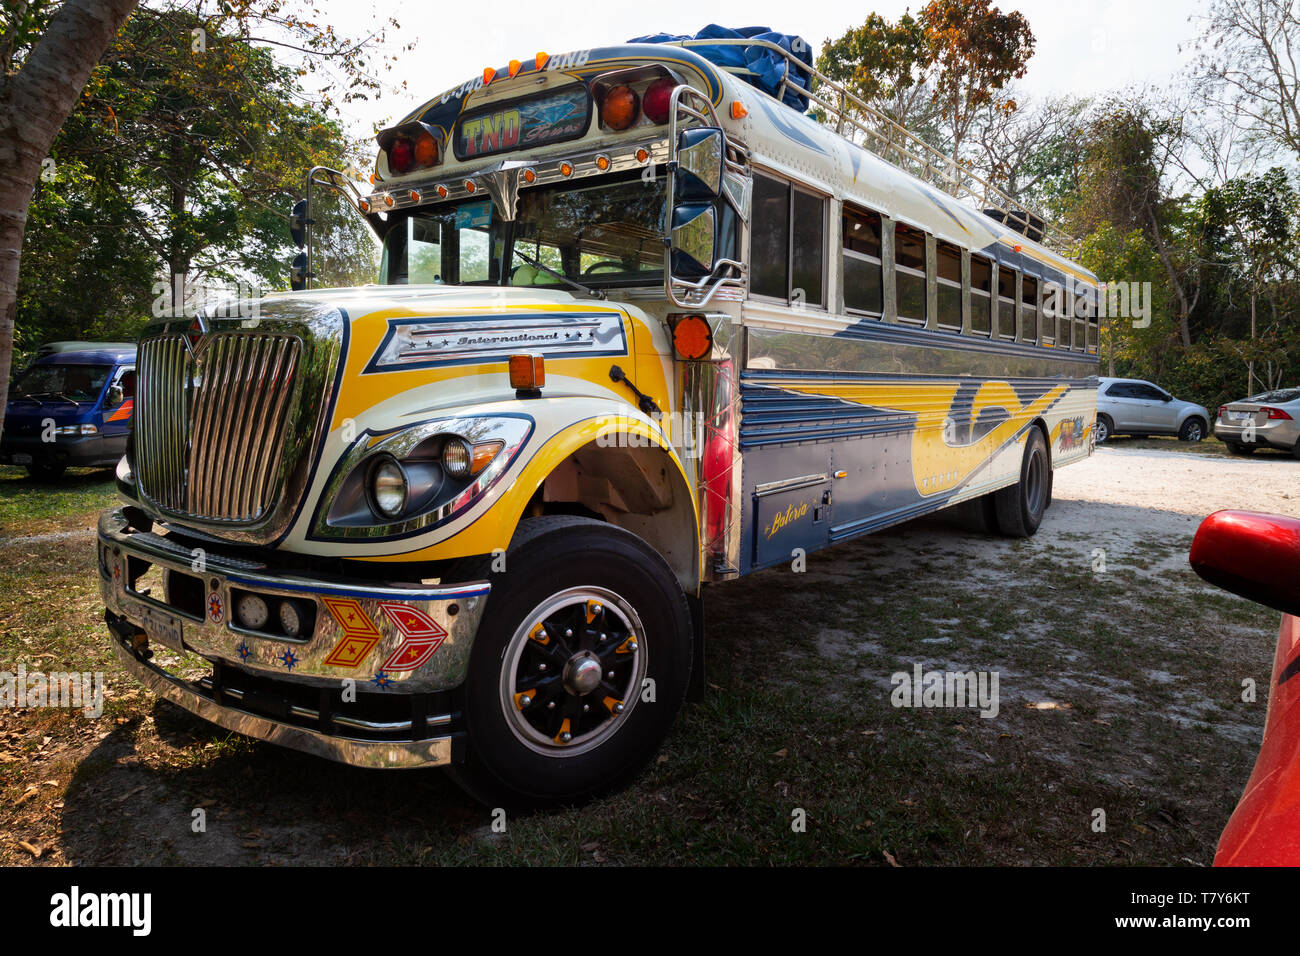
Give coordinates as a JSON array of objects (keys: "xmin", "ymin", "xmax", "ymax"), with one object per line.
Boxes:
[
  {"xmin": 442, "ymin": 437, "xmax": 472, "ymax": 479},
  {"xmin": 369, "ymin": 457, "xmax": 409, "ymax": 518}
]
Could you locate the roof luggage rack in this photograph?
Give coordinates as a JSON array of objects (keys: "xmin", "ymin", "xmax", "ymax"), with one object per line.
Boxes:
[{"xmin": 664, "ymin": 36, "xmax": 1074, "ymax": 251}]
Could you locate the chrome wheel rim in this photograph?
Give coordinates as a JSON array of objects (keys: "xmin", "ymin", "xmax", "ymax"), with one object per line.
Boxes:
[
  {"xmin": 499, "ymin": 586, "xmax": 647, "ymax": 757},
  {"xmin": 1095, "ymin": 419, "xmax": 1108, "ymax": 443},
  {"xmin": 1187, "ymin": 422, "xmax": 1203, "ymax": 441}
]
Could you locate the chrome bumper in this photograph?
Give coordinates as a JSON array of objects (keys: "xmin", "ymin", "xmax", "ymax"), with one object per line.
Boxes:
[
  {"xmin": 98, "ymin": 507, "xmax": 489, "ymax": 692},
  {"xmin": 97, "ymin": 505, "xmax": 492, "ymax": 768},
  {"xmin": 107, "ymin": 624, "xmax": 457, "ymax": 768}
]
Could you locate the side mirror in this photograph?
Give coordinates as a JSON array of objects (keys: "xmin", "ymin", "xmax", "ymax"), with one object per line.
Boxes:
[
  {"xmin": 1162, "ymin": 393, "xmax": 1173, "ymax": 402},
  {"xmin": 669, "ymin": 203, "xmax": 716, "ymax": 279},
  {"xmin": 289, "ymin": 198, "xmax": 310, "ymax": 250},
  {"xmin": 290, "ymin": 251, "xmax": 310, "ymax": 292},
  {"xmin": 674, "ymin": 127, "xmax": 723, "ymax": 202},
  {"xmin": 1190, "ymin": 510, "xmax": 1300, "ymax": 617},
  {"xmin": 106, "ymin": 385, "xmax": 124, "ymax": 408}
]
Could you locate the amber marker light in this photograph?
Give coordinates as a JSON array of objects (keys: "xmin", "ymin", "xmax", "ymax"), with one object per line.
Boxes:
[
  {"xmin": 382, "ymin": 193, "xmax": 395, "ymax": 208},
  {"xmin": 595, "ymin": 154, "xmax": 611, "ymax": 171},
  {"xmin": 600, "ymin": 84, "xmax": 640, "ymax": 131},
  {"xmin": 508, "ymin": 353, "xmax": 546, "ymax": 394},
  {"xmin": 635, "ymin": 147, "xmax": 650, "ymax": 164},
  {"xmin": 413, "ymin": 132, "xmax": 439, "ymax": 167},
  {"xmin": 464, "ymin": 180, "xmax": 477, "ymax": 193},
  {"xmin": 471, "ymin": 440, "xmax": 505, "ymax": 475},
  {"xmin": 535, "ymin": 51, "xmax": 549, "ymax": 70},
  {"xmin": 559, "ymin": 161, "xmax": 574, "ymax": 177},
  {"xmin": 730, "ymin": 100, "xmax": 748, "ymax": 119},
  {"xmin": 483, "ymin": 67, "xmax": 496, "ymax": 85},
  {"xmin": 522, "ymin": 168, "xmax": 536, "ymax": 184},
  {"xmin": 436, "ymin": 185, "xmax": 448, "ymax": 198},
  {"xmin": 672, "ymin": 315, "xmax": 713, "ymax": 360},
  {"xmin": 508, "ymin": 59, "xmax": 523, "ymax": 78},
  {"xmin": 408, "ymin": 190, "xmax": 421, "ymax": 203},
  {"xmin": 358, "ymin": 199, "xmax": 371, "ymax": 213}
]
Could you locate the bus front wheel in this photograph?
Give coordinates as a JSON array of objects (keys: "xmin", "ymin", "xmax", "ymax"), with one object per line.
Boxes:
[
  {"xmin": 995, "ymin": 429, "xmax": 1050, "ymax": 538},
  {"xmin": 447, "ymin": 515, "xmax": 693, "ymax": 809}
]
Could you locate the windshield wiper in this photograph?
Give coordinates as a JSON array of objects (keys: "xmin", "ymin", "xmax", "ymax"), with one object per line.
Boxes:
[
  {"xmin": 511, "ymin": 249, "xmax": 606, "ymax": 300},
  {"xmin": 27, "ymin": 391, "xmax": 81, "ymax": 406}
]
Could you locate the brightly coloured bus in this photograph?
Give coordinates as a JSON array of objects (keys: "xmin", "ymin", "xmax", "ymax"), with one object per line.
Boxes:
[{"xmin": 98, "ymin": 32, "xmax": 1100, "ymax": 806}]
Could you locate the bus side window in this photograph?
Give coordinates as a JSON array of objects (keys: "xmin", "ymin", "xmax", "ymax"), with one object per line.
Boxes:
[
  {"xmin": 791, "ymin": 188, "xmax": 825, "ymax": 308},
  {"xmin": 1020, "ymin": 275, "xmax": 1038, "ymax": 344},
  {"xmin": 843, "ymin": 204, "xmax": 883, "ymax": 317},
  {"xmin": 936, "ymin": 241, "xmax": 962, "ymax": 331},
  {"xmin": 750, "ymin": 172, "xmax": 789, "ymax": 301},
  {"xmin": 895, "ymin": 223, "xmax": 926, "ymax": 325},
  {"xmin": 969, "ymin": 255, "xmax": 992, "ymax": 337},
  {"xmin": 997, "ymin": 266, "xmax": 1017, "ymax": 340}
]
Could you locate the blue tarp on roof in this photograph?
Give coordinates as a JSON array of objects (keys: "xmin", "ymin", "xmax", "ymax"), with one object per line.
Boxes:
[{"xmin": 628, "ymin": 25, "xmax": 813, "ymax": 112}]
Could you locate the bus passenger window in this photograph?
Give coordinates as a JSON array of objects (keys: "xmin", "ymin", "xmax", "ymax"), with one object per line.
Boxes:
[
  {"xmin": 1020, "ymin": 276, "xmax": 1038, "ymax": 344},
  {"xmin": 792, "ymin": 188, "xmax": 824, "ymax": 307},
  {"xmin": 843, "ymin": 205, "xmax": 883, "ymax": 316},
  {"xmin": 1073, "ymin": 317, "xmax": 1086, "ymax": 351},
  {"xmin": 751, "ymin": 172, "xmax": 790, "ymax": 300},
  {"xmin": 997, "ymin": 267, "xmax": 1017, "ymax": 340},
  {"xmin": 970, "ymin": 255, "xmax": 992, "ymax": 336},
  {"xmin": 936, "ymin": 242, "xmax": 962, "ymax": 331},
  {"xmin": 895, "ymin": 223, "xmax": 926, "ymax": 325},
  {"xmin": 1039, "ymin": 280, "xmax": 1056, "ymax": 346}
]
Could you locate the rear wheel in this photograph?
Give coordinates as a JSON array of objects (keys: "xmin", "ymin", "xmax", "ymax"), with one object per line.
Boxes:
[
  {"xmin": 1094, "ymin": 415, "xmax": 1112, "ymax": 444},
  {"xmin": 448, "ymin": 516, "xmax": 693, "ymax": 809},
  {"xmin": 995, "ymin": 428, "xmax": 1050, "ymax": 538},
  {"xmin": 1179, "ymin": 417, "xmax": 1207, "ymax": 442}
]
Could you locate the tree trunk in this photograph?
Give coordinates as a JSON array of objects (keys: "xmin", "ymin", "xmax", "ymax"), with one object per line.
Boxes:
[{"xmin": 0, "ymin": 0, "xmax": 138, "ymax": 438}]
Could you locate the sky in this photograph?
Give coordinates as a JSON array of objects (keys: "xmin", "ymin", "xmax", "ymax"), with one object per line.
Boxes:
[{"xmin": 317, "ymin": 0, "xmax": 1211, "ymax": 137}]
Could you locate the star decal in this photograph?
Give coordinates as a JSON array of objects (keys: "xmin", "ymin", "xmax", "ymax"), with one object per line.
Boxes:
[
  {"xmin": 279, "ymin": 649, "xmax": 299, "ymax": 670},
  {"xmin": 371, "ymin": 671, "xmax": 394, "ymax": 690},
  {"xmin": 236, "ymin": 641, "xmax": 252, "ymax": 661}
]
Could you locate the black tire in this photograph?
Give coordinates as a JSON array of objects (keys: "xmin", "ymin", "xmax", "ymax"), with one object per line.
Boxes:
[
  {"xmin": 447, "ymin": 515, "xmax": 693, "ymax": 809},
  {"xmin": 1094, "ymin": 415, "xmax": 1113, "ymax": 444},
  {"xmin": 1179, "ymin": 417, "xmax": 1207, "ymax": 442},
  {"xmin": 1293, "ymin": 441, "xmax": 1300, "ymax": 461},
  {"xmin": 25, "ymin": 462, "xmax": 66, "ymax": 480},
  {"xmin": 1226, "ymin": 442, "xmax": 1255, "ymax": 456},
  {"xmin": 994, "ymin": 428, "xmax": 1050, "ymax": 538},
  {"xmin": 951, "ymin": 492, "xmax": 999, "ymax": 534}
]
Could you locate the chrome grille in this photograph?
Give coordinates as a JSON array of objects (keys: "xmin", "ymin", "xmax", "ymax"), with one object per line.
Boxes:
[{"xmin": 136, "ymin": 332, "xmax": 302, "ymax": 523}]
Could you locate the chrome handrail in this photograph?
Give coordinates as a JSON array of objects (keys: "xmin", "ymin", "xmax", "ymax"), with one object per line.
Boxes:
[{"xmin": 665, "ymin": 37, "xmax": 1072, "ymax": 250}]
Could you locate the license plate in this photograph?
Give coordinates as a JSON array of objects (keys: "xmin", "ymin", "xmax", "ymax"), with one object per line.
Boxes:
[
  {"xmin": 12, "ymin": 453, "xmax": 31, "ymax": 465},
  {"xmin": 141, "ymin": 606, "xmax": 185, "ymax": 652},
  {"xmin": 1229, "ymin": 411, "xmax": 1251, "ymax": 422}
]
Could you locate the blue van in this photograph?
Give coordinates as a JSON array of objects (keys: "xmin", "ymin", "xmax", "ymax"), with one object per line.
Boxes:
[{"xmin": 1, "ymin": 342, "xmax": 137, "ymax": 479}]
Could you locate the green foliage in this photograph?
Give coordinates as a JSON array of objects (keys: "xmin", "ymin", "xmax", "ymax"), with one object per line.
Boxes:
[{"xmin": 14, "ymin": 7, "xmax": 377, "ymax": 361}]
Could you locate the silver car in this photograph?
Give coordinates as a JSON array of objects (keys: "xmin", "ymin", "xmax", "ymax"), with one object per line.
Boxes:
[
  {"xmin": 1214, "ymin": 387, "xmax": 1300, "ymax": 457},
  {"xmin": 1095, "ymin": 377, "xmax": 1212, "ymax": 444}
]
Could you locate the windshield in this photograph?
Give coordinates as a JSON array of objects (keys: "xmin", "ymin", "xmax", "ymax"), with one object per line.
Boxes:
[
  {"xmin": 11, "ymin": 364, "xmax": 110, "ymax": 403},
  {"xmin": 380, "ymin": 172, "xmax": 666, "ymax": 290}
]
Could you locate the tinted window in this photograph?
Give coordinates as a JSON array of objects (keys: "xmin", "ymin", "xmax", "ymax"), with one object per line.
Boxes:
[
  {"xmin": 997, "ymin": 266, "xmax": 1016, "ymax": 340},
  {"xmin": 751, "ymin": 173, "xmax": 789, "ymax": 299},
  {"xmin": 11, "ymin": 364, "xmax": 110, "ymax": 402},
  {"xmin": 791, "ymin": 189, "xmax": 824, "ymax": 307},
  {"xmin": 936, "ymin": 241, "xmax": 962, "ymax": 331},
  {"xmin": 970, "ymin": 255, "xmax": 992, "ymax": 336},
  {"xmin": 895, "ymin": 223, "xmax": 926, "ymax": 325},
  {"xmin": 843, "ymin": 205, "xmax": 883, "ymax": 316}
]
